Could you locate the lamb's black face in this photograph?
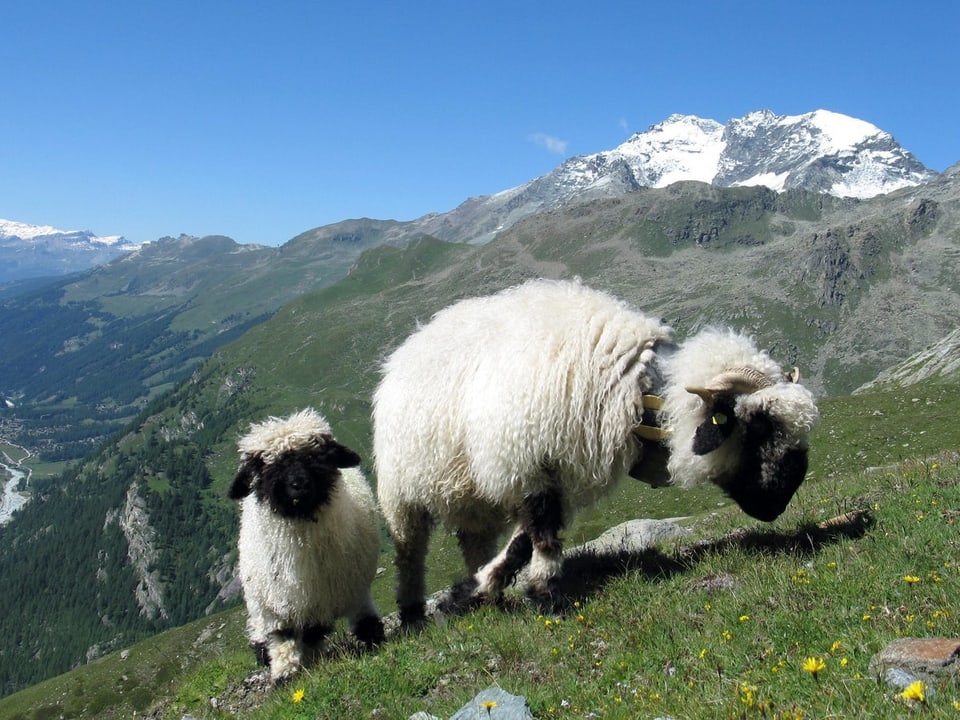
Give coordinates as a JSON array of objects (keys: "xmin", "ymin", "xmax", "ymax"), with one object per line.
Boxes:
[
  {"xmin": 695, "ymin": 399, "xmax": 808, "ymax": 522},
  {"xmin": 230, "ymin": 438, "xmax": 362, "ymax": 520},
  {"xmin": 257, "ymin": 447, "xmax": 340, "ymax": 520}
]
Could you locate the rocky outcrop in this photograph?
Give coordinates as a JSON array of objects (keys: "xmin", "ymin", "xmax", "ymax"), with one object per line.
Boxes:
[
  {"xmin": 855, "ymin": 328, "xmax": 960, "ymax": 393},
  {"xmin": 117, "ymin": 482, "xmax": 167, "ymax": 621}
]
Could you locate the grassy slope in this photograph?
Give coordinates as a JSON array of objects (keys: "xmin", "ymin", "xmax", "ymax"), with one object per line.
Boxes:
[
  {"xmin": 2, "ymin": 184, "xmax": 959, "ymax": 716},
  {"xmin": 2, "ymin": 378, "xmax": 958, "ymax": 719}
]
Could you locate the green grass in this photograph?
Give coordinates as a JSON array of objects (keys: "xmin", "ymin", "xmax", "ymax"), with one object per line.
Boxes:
[
  {"xmin": 3, "ymin": 382, "xmax": 960, "ymax": 719},
  {"xmin": 155, "ymin": 451, "xmax": 960, "ymax": 720}
]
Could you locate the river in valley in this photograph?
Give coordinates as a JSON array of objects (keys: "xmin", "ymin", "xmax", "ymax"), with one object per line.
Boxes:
[{"xmin": 0, "ymin": 442, "xmax": 32, "ymax": 525}]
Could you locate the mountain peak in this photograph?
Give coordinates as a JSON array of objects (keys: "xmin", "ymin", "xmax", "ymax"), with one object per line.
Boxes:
[
  {"xmin": 0, "ymin": 217, "xmax": 138, "ymax": 282},
  {"xmin": 418, "ymin": 108, "xmax": 938, "ymax": 245}
]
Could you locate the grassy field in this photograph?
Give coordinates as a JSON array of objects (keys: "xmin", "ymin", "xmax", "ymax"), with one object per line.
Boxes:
[
  {"xmin": 2, "ymin": 382, "xmax": 959, "ymax": 719},
  {"xmin": 168, "ymin": 457, "xmax": 958, "ymax": 720}
]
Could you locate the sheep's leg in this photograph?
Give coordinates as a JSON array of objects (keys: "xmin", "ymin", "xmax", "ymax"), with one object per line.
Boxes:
[
  {"xmin": 392, "ymin": 507, "xmax": 432, "ymax": 627},
  {"xmin": 519, "ymin": 488, "xmax": 566, "ymax": 609},
  {"xmin": 267, "ymin": 628, "xmax": 304, "ymax": 684},
  {"xmin": 473, "ymin": 524, "xmax": 534, "ymax": 598},
  {"xmin": 457, "ymin": 528, "xmax": 500, "ymax": 574}
]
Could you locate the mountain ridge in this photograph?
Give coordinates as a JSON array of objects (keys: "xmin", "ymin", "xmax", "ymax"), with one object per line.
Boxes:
[
  {"xmin": 412, "ymin": 108, "xmax": 938, "ymax": 245},
  {"xmin": 1, "ymin": 108, "xmax": 942, "ymax": 281},
  {"xmin": 0, "ymin": 218, "xmax": 138, "ymax": 283}
]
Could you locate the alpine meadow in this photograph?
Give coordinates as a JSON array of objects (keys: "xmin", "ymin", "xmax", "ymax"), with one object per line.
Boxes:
[{"xmin": 0, "ymin": 110, "xmax": 959, "ymax": 718}]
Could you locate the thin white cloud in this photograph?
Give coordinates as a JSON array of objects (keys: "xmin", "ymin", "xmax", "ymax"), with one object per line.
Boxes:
[
  {"xmin": 619, "ymin": 117, "xmax": 630, "ymax": 133},
  {"xmin": 528, "ymin": 132, "xmax": 568, "ymax": 155}
]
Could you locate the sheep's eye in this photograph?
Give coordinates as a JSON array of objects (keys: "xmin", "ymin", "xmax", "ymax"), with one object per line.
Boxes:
[{"xmin": 711, "ymin": 412, "xmax": 728, "ymax": 426}]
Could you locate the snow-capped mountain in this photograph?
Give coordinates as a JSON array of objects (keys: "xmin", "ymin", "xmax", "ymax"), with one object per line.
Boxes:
[
  {"xmin": 0, "ymin": 218, "xmax": 138, "ymax": 283},
  {"xmin": 417, "ymin": 109, "xmax": 938, "ymax": 244}
]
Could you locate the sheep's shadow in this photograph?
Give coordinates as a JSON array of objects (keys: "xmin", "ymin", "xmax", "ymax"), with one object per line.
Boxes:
[
  {"xmin": 555, "ymin": 507, "xmax": 873, "ymax": 603},
  {"xmin": 388, "ymin": 508, "xmax": 873, "ymax": 632}
]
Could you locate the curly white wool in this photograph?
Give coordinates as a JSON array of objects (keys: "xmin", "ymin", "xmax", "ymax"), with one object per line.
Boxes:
[
  {"xmin": 374, "ymin": 279, "xmax": 672, "ymax": 534},
  {"xmin": 234, "ymin": 409, "xmax": 382, "ymax": 682}
]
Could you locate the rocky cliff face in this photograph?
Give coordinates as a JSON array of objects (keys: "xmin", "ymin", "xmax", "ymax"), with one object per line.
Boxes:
[
  {"xmin": 855, "ymin": 328, "xmax": 960, "ymax": 393},
  {"xmin": 115, "ymin": 482, "xmax": 167, "ymax": 621}
]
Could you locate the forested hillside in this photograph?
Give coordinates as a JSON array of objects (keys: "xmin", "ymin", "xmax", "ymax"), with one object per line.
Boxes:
[
  {"xmin": 1, "ymin": 176, "xmax": 959, "ymax": 696},
  {"xmin": 0, "ymin": 226, "xmax": 418, "ymax": 467}
]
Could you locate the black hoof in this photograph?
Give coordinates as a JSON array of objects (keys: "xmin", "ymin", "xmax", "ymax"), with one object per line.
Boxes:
[
  {"xmin": 439, "ymin": 578, "xmax": 491, "ymax": 615},
  {"xmin": 354, "ymin": 615, "xmax": 385, "ymax": 648},
  {"xmin": 399, "ymin": 602, "xmax": 427, "ymax": 629},
  {"xmin": 252, "ymin": 642, "xmax": 270, "ymax": 667},
  {"xmin": 526, "ymin": 579, "xmax": 569, "ymax": 613}
]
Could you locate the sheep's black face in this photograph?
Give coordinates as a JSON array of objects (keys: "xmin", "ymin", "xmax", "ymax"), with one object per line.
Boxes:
[{"xmin": 696, "ymin": 402, "xmax": 809, "ymax": 522}]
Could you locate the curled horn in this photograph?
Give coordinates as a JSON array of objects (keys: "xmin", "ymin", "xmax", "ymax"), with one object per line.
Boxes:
[
  {"xmin": 686, "ymin": 366, "xmax": 774, "ymax": 402},
  {"xmin": 786, "ymin": 367, "xmax": 801, "ymax": 384}
]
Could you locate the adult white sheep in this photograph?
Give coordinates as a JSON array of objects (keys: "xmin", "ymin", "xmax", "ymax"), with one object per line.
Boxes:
[
  {"xmin": 373, "ymin": 278, "xmax": 818, "ymax": 625},
  {"xmin": 229, "ymin": 408, "xmax": 384, "ymax": 683}
]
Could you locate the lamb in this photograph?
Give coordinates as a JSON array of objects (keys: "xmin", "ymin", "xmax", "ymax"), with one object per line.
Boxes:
[
  {"xmin": 229, "ymin": 408, "xmax": 384, "ymax": 683},
  {"xmin": 372, "ymin": 278, "xmax": 818, "ymax": 624}
]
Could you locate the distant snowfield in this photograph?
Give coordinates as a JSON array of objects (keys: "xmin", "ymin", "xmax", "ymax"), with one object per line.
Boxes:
[{"xmin": 0, "ymin": 217, "xmax": 126, "ymax": 246}]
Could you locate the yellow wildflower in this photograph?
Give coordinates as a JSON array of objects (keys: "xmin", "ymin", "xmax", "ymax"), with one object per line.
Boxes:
[
  {"xmin": 480, "ymin": 700, "xmax": 498, "ymax": 714},
  {"xmin": 739, "ymin": 614, "xmax": 750, "ymax": 622},
  {"xmin": 829, "ymin": 640, "xmax": 843, "ymax": 654},
  {"xmin": 291, "ymin": 688, "xmax": 305, "ymax": 704},
  {"xmin": 900, "ymin": 680, "xmax": 925, "ymax": 703},
  {"xmin": 903, "ymin": 575, "xmax": 921, "ymax": 584},
  {"xmin": 802, "ymin": 656, "xmax": 826, "ymax": 675}
]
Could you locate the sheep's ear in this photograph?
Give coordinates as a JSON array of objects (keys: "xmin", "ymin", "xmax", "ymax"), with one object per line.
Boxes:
[
  {"xmin": 229, "ymin": 455, "xmax": 262, "ymax": 499},
  {"xmin": 321, "ymin": 439, "xmax": 362, "ymax": 469}
]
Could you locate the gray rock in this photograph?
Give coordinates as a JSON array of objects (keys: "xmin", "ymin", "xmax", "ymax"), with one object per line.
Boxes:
[
  {"xmin": 449, "ymin": 687, "xmax": 533, "ymax": 720},
  {"xmin": 870, "ymin": 637, "xmax": 960, "ymax": 684},
  {"xmin": 577, "ymin": 518, "xmax": 691, "ymax": 555},
  {"xmin": 408, "ymin": 713, "xmax": 443, "ymax": 720},
  {"xmin": 882, "ymin": 667, "xmax": 922, "ymax": 690}
]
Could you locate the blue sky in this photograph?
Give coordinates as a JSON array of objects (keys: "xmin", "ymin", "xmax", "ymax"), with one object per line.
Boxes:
[{"xmin": 2, "ymin": 1, "xmax": 958, "ymax": 246}]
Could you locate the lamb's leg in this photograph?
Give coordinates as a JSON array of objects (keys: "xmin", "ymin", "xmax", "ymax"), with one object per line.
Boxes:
[
  {"xmin": 245, "ymin": 600, "xmax": 271, "ymax": 666},
  {"xmin": 267, "ymin": 628, "xmax": 304, "ymax": 684},
  {"xmin": 252, "ymin": 642, "xmax": 270, "ymax": 667},
  {"xmin": 353, "ymin": 616, "xmax": 385, "ymax": 649},
  {"xmin": 392, "ymin": 507, "xmax": 432, "ymax": 627},
  {"xmin": 347, "ymin": 593, "xmax": 385, "ymax": 648},
  {"xmin": 302, "ymin": 623, "xmax": 331, "ymax": 665},
  {"xmin": 519, "ymin": 488, "xmax": 566, "ymax": 609}
]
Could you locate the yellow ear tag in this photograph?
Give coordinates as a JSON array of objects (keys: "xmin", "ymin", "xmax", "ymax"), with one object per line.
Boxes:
[{"xmin": 711, "ymin": 413, "xmax": 727, "ymax": 425}]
